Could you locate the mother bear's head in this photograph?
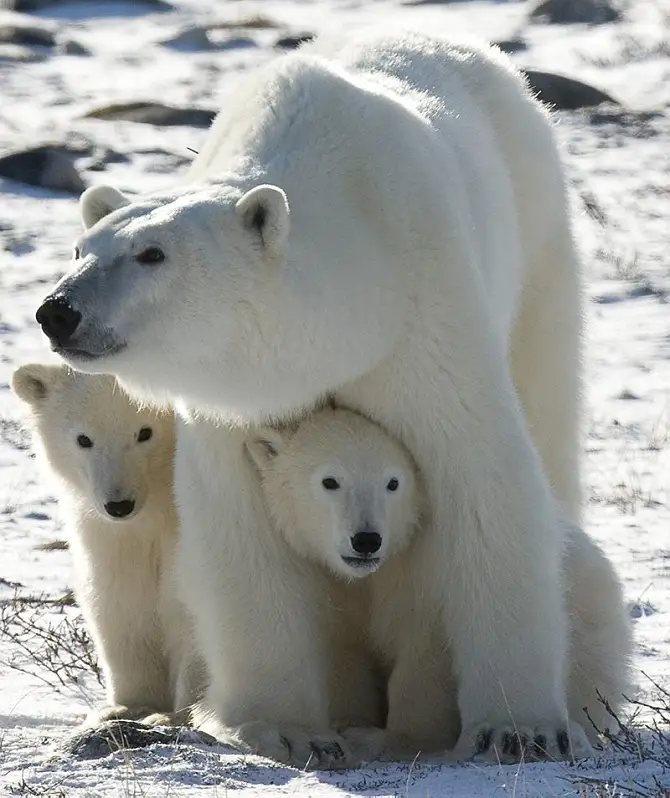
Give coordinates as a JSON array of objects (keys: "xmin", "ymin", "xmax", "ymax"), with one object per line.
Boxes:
[{"xmin": 36, "ymin": 182, "xmax": 400, "ymax": 421}]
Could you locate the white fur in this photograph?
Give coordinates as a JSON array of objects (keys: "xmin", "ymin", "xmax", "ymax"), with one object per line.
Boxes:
[
  {"xmin": 250, "ymin": 408, "xmax": 633, "ymax": 760},
  {"xmin": 40, "ymin": 30, "xmax": 632, "ymax": 765},
  {"xmin": 12, "ymin": 364, "xmax": 204, "ymax": 725}
]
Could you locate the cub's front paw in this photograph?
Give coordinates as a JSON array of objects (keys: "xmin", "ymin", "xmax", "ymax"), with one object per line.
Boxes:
[
  {"xmin": 453, "ymin": 720, "xmax": 594, "ymax": 764},
  {"xmin": 229, "ymin": 721, "xmax": 359, "ymax": 770},
  {"xmin": 142, "ymin": 708, "xmax": 193, "ymax": 727}
]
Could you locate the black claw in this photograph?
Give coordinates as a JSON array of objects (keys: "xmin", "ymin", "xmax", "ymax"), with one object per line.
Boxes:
[
  {"xmin": 557, "ymin": 729, "xmax": 570, "ymax": 756},
  {"xmin": 501, "ymin": 731, "xmax": 516, "ymax": 756},
  {"xmin": 280, "ymin": 735, "xmax": 292, "ymax": 758},
  {"xmin": 475, "ymin": 728, "xmax": 493, "ymax": 754},
  {"xmin": 316, "ymin": 741, "xmax": 345, "ymax": 761},
  {"xmin": 533, "ymin": 734, "xmax": 548, "ymax": 758}
]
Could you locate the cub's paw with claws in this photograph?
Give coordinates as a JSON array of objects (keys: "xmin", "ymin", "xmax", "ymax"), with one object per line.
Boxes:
[{"xmin": 454, "ymin": 721, "xmax": 594, "ymax": 764}]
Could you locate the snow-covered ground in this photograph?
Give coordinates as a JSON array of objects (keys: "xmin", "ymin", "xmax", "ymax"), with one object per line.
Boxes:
[{"xmin": 0, "ymin": 0, "xmax": 668, "ymax": 795}]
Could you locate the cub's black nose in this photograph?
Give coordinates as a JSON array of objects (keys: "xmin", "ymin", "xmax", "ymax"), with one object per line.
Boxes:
[
  {"xmin": 351, "ymin": 530, "xmax": 382, "ymax": 555},
  {"xmin": 36, "ymin": 297, "xmax": 81, "ymax": 344},
  {"xmin": 104, "ymin": 499, "xmax": 135, "ymax": 519}
]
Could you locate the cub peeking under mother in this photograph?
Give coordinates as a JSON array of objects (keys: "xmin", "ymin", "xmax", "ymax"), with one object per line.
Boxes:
[{"xmin": 36, "ymin": 30, "xmax": 631, "ymax": 767}]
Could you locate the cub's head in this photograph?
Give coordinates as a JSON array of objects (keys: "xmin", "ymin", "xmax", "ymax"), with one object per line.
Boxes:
[
  {"xmin": 12, "ymin": 363, "xmax": 175, "ymax": 523},
  {"xmin": 247, "ymin": 407, "xmax": 422, "ymax": 581}
]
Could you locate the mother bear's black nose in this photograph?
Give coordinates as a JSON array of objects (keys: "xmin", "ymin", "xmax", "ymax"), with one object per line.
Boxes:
[{"xmin": 36, "ymin": 297, "xmax": 81, "ymax": 344}]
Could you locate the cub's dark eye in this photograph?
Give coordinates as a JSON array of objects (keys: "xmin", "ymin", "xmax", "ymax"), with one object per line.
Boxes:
[
  {"xmin": 386, "ymin": 477, "xmax": 399, "ymax": 492},
  {"xmin": 136, "ymin": 247, "xmax": 165, "ymax": 265},
  {"xmin": 322, "ymin": 477, "xmax": 340, "ymax": 491},
  {"xmin": 137, "ymin": 426, "xmax": 153, "ymax": 443},
  {"xmin": 77, "ymin": 434, "xmax": 93, "ymax": 449},
  {"xmin": 73, "ymin": 246, "xmax": 80, "ymax": 260}
]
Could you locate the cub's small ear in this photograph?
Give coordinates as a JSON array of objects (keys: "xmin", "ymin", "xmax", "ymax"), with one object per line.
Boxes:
[
  {"xmin": 80, "ymin": 185, "xmax": 130, "ymax": 230},
  {"xmin": 12, "ymin": 363, "xmax": 64, "ymax": 405},
  {"xmin": 245, "ymin": 427, "xmax": 286, "ymax": 471},
  {"xmin": 236, "ymin": 184, "xmax": 290, "ymax": 257}
]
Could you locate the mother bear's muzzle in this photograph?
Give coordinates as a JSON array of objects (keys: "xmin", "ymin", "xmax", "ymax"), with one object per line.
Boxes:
[{"xmin": 36, "ymin": 290, "xmax": 126, "ymax": 363}]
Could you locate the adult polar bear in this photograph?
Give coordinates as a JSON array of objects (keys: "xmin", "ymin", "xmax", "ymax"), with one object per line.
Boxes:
[{"xmin": 36, "ymin": 31, "xmax": 616, "ymax": 763}]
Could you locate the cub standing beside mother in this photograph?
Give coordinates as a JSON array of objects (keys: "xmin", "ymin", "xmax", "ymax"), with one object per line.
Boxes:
[{"xmin": 35, "ymin": 28, "xmax": 632, "ymax": 768}]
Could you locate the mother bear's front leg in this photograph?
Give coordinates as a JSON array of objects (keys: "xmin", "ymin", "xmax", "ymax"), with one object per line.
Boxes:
[
  {"xmin": 174, "ymin": 419, "xmax": 379, "ymax": 769},
  {"xmin": 337, "ymin": 324, "xmax": 594, "ymax": 764}
]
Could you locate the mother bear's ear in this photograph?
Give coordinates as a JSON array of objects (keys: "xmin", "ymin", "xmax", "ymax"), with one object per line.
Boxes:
[
  {"xmin": 80, "ymin": 185, "xmax": 130, "ymax": 230},
  {"xmin": 236, "ymin": 184, "xmax": 290, "ymax": 258}
]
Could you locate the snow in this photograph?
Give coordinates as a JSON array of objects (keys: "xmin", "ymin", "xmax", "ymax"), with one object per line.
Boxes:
[{"xmin": 1, "ymin": 0, "xmax": 669, "ymax": 794}]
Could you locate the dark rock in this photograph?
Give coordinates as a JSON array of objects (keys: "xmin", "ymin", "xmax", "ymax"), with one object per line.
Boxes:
[
  {"xmin": 0, "ymin": 21, "xmax": 56, "ymax": 47},
  {"xmin": 275, "ymin": 33, "xmax": 314, "ymax": 50},
  {"xmin": 85, "ymin": 147, "xmax": 130, "ymax": 171},
  {"xmin": 216, "ymin": 35, "xmax": 256, "ymax": 52},
  {"xmin": 97, "ymin": 147, "xmax": 129, "ymax": 164},
  {"xmin": 211, "ymin": 15, "xmax": 278, "ymax": 30},
  {"xmin": 0, "ymin": 146, "xmax": 86, "ymax": 193},
  {"xmin": 528, "ymin": 0, "xmax": 621, "ymax": 25},
  {"xmin": 522, "ymin": 69, "xmax": 619, "ymax": 109},
  {"xmin": 1, "ymin": 0, "xmax": 171, "ymax": 11},
  {"xmin": 44, "ymin": 134, "xmax": 129, "ymax": 171},
  {"xmin": 59, "ymin": 38, "xmax": 89, "ymax": 55},
  {"xmin": 160, "ymin": 26, "xmax": 212, "ymax": 51},
  {"xmin": 494, "ymin": 38, "xmax": 527, "ymax": 55},
  {"xmin": 63, "ymin": 720, "xmax": 218, "ymax": 759},
  {"xmin": 83, "ymin": 102, "xmax": 215, "ymax": 128}
]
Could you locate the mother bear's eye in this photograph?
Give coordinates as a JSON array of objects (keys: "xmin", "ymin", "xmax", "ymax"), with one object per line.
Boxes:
[
  {"xmin": 136, "ymin": 247, "xmax": 165, "ymax": 265},
  {"xmin": 321, "ymin": 477, "xmax": 340, "ymax": 491},
  {"xmin": 386, "ymin": 477, "xmax": 399, "ymax": 492}
]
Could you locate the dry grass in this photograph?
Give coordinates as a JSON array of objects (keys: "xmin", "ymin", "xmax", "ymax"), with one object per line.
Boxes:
[
  {"xmin": 568, "ymin": 680, "xmax": 670, "ymax": 797},
  {"xmin": 0, "ymin": 591, "xmax": 102, "ymax": 691}
]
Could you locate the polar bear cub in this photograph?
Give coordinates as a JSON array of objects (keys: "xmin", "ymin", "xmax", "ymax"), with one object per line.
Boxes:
[
  {"xmin": 12, "ymin": 364, "xmax": 204, "ymax": 726},
  {"xmin": 247, "ymin": 407, "xmax": 422, "ymax": 581},
  {"xmin": 243, "ymin": 406, "xmax": 421, "ymax": 759}
]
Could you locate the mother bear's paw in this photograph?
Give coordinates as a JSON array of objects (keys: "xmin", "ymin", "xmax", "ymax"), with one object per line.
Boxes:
[
  {"xmin": 453, "ymin": 720, "xmax": 594, "ymax": 764},
  {"xmin": 225, "ymin": 721, "xmax": 376, "ymax": 770}
]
